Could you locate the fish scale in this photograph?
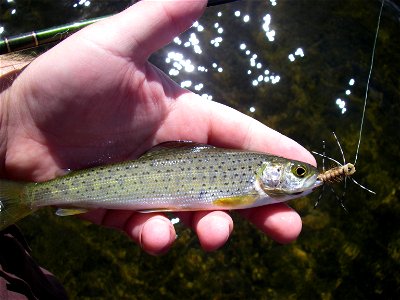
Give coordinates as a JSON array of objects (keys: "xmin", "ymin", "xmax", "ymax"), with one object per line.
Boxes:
[{"xmin": 0, "ymin": 142, "xmax": 321, "ymax": 229}]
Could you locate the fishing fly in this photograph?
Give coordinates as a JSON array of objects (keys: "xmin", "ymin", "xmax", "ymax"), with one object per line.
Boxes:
[
  {"xmin": 312, "ymin": 0, "xmax": 384, "ymax": 208},
  {"xmin": 312, "ymin": 133, "xmax": 376, "ymax": 211}
]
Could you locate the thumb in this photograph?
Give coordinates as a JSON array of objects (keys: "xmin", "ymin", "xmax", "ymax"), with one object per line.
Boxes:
[{"xmin": 80, "ymin": 0, "xmax": 207, "ymax": 61}]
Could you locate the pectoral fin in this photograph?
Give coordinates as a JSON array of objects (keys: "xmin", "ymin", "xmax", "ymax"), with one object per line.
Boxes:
[{"xmin": 213, "ymin": 195, "xmax": 258, "ymax": 208}]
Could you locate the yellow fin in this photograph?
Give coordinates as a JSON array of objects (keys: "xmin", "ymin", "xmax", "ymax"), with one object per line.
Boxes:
[
  {"xmin": 55, "ymin": 208, "xmax": 89, "ymax": 216},
  {"xmin": 213, "ymin": 195, "xmax": 258, "ymax": 207}
]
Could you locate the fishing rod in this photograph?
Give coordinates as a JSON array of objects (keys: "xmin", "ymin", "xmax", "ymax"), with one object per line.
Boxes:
[{"xmin": 0, "ymin": 0, "xmax": 240, "ymax": 55}]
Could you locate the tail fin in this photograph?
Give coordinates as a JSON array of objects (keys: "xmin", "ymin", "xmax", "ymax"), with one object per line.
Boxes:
[{"xmin": 0, "ymin": 180, "xmax": 33, "ymax": 230}]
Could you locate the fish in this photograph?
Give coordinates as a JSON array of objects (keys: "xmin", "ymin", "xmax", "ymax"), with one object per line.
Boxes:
[{"xmin": 0, "ymin": 141, "xmax": 322, "ymax": 230}]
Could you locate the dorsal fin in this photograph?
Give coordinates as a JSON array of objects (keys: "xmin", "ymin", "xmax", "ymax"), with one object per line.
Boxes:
[{"xmin": 140, "ymin": 141, "xmax": 215, "ymax": 159}]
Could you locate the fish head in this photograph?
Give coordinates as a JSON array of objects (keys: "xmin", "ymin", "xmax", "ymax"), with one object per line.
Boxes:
[{"xmin": 256, "ymin": 157, "xmax": 322, "ymax": 200}]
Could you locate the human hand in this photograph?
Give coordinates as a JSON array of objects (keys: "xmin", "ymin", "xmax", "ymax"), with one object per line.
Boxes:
[{"xmin": 0, "ymin": 0, "xmax": 316, "ymax": 255}]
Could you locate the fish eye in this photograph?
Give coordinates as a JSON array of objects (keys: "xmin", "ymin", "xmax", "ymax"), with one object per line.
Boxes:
[{"xmin": 292, "ymin": 164, "xmax": 307, "ymax": 178}]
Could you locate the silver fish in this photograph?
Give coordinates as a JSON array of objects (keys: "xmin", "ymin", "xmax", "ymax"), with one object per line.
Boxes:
[{"xmin": 0, "ymin": 142, "xmax": 321, "ymax": 230}]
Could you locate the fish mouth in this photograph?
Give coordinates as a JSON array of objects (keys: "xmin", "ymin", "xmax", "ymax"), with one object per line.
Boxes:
[
  {"xmin": 295, "ymin": 175, "xmax": 324, "ymax": 194},
  {"xmin": 305, "ymin": 173, "xmax": 321, "ymax": 189},
  {"xmin": 288, "ymin": 174, "xmax": 322, "ymax": 196},
  {"xmin": 312, "ymin": 178, "xmax": 324, "ymax": 190},
  {"xmin": 291, "ymin": 191, "xmax": 304, "ymax": 195}
]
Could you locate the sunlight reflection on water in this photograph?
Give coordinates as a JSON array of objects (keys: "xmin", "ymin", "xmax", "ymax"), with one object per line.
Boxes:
[
  {"xmin": 159, "ymin": 4, "xmax": 286, "ymax": 100},
  {"xmin": 0, "ymin": 0, "xmax": 363, "ymax": 116}
]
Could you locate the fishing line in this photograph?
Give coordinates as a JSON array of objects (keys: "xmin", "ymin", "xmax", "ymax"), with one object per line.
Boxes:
[
  {"xmin": 312, "ymin": 2, "xmax": 385, "ymax": 203},
  {"xmin": 354, "ymin": 0, "xmax": 385, "ymax": 166}
]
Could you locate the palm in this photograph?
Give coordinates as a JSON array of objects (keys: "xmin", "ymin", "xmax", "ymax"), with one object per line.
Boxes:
[
  {"xmin": 6, "ymin": 44, "xmax": 185, "ymax": 178},
  {"xmin": 1, "ymin": 1, "xmax": 314, "ymax": 255}
]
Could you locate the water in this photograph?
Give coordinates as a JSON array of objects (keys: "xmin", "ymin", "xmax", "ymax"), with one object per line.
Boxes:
[{"xmin": 1, "ymin": 0, "xmax": 399, "ymax": 298}]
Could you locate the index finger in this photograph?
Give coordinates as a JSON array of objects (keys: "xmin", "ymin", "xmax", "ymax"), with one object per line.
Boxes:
[{"xmin": 156, "ymin": 93, "xmax": 317, "ymax": 166}]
